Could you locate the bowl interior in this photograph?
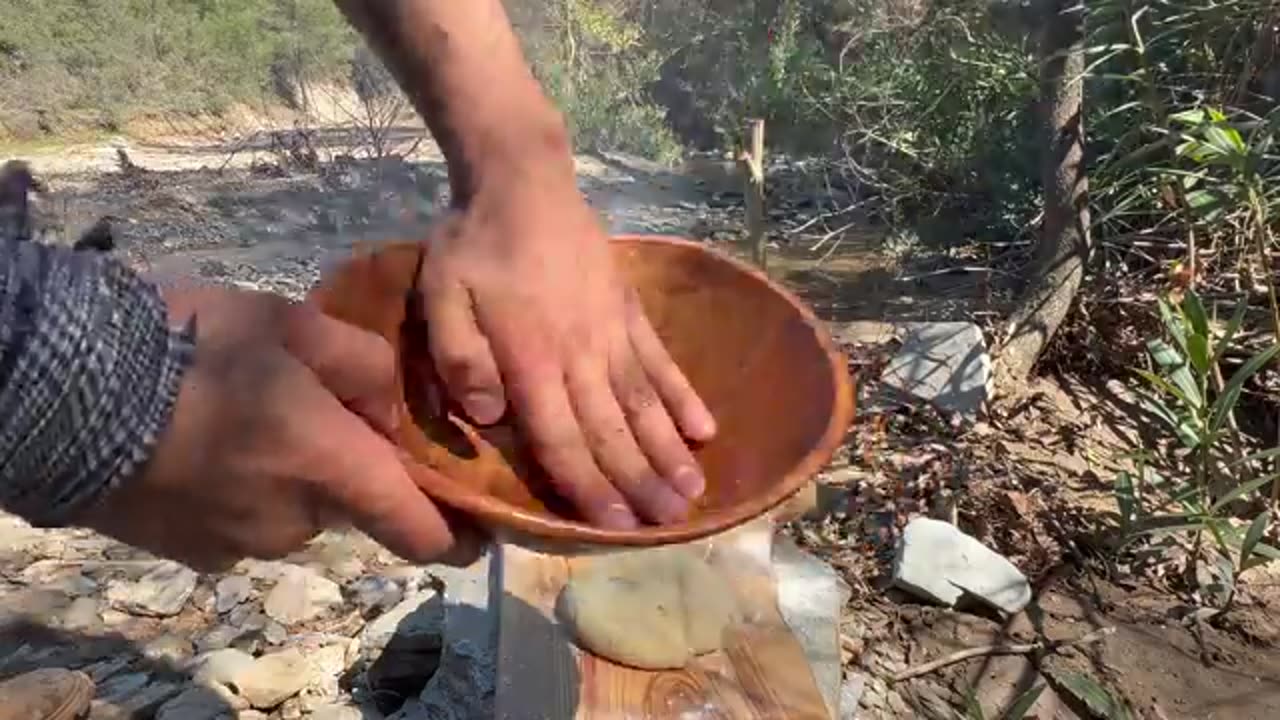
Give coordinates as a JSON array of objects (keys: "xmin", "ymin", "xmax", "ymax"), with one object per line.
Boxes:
[{"xmin": 311, "ymin": 236, "xmax": 852, "ymax": 545}]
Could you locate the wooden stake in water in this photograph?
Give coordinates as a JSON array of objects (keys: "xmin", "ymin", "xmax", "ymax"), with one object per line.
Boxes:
[{"xmin": 740, "ymin": 119, "xmax": 767, "ymax": 272}]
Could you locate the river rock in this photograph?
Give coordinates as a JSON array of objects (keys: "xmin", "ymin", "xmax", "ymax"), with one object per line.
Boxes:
[
  {"xmin": 892, "ymin": 517, "xmax": 1031, "ymax": 614},
  {"xmin": 105, "ymin": 561, "xmax": 197, "ymax": 617},
  {"xmin": 264, "ymin": 565, "xmax": 342, "ymax": 626}
]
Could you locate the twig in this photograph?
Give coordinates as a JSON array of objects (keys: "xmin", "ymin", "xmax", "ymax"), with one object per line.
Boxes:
[
  {"xmin": 808, "ymin": 220, "xmax": 861, "ymax": 253},
  {"xmin": 891, "ymin": 626, "xmax": 1116, "ymax": 682}
]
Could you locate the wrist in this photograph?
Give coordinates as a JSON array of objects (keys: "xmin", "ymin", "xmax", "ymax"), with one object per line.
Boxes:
[{"xmin": 444, "ymin": 104, "xmax": 578, "ymax": 208}]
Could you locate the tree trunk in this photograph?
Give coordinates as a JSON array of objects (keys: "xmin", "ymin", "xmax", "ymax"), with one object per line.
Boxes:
[{"xmin": 993, "ymin": 0, "xmax": 1091, "ymax": 393}]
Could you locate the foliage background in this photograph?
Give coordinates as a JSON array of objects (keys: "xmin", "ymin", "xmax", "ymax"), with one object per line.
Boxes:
[{"xmin": 1, "ymin": 0, "xmax": 1277, "ymax": 377}]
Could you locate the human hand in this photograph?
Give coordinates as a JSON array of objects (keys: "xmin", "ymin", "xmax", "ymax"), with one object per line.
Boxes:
[
  {"xmin": 413, "ymin": 162, "xmax": 718, "ymax": 530},
  {"xmin": 79, "ymin": 284, "xmax": 477, "ymax": 572}
]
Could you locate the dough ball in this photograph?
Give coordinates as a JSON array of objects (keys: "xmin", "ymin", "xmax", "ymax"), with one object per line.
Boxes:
[{"xmin": 556, "ymin": 546, "xmax": 741, "ymax": 670}]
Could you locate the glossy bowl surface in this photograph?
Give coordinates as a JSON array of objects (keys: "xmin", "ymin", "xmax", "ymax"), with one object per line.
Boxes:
[{"xmin": 310, "ymin": 235, "xmax": 854, "ymax": 547}]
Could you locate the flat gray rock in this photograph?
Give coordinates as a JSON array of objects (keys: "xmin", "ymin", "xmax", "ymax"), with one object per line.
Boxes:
[
  {"xmin": 892, "ymin": 518, "xmax": 1031, "ymax": 614},
  {"xmin": 105, "ymin": 561, "xmax": 197, "ymax": 617},
  {"xmin": 774, "ymin": 536, "xmax": 851, "ymax": 719},
  {"xmin": 880, "ymin": 321, "xmax": 990, "ymax": 420},
  {"xmin": 391, "ymin": 552, "xmax": 496, "ymax": 720},
  {"xmin": 263, "ymin": 564, "xmax": 342, "ymax": 626}
]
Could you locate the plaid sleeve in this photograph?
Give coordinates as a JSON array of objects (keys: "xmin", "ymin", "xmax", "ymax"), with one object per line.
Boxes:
[{"xmin": 0, "ymin": 239, "xmax": 196, "ymax": 527}]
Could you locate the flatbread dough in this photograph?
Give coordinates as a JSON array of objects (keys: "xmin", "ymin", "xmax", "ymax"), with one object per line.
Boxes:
[{"xmin": 556, "ymin": 546, "xmax": 741, "ymax": 670}]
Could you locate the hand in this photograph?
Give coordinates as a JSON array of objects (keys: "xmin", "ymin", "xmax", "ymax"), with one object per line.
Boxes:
[
  {"xmin": 414, "ymin": 163, "xmax": 718, "ymax": 530},
  {"xmin": 79, "ymin": 284, "xmax": 477, "ymax": 572}
]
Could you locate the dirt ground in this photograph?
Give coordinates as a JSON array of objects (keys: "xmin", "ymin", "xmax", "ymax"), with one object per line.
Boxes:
[
  {"xmin": 790, "ymin": 349, "xmax": 1280, "ymax": 719},
  {"xmin": 5, "ymin": 123, "xmax": 1279, "ymax": 719}
]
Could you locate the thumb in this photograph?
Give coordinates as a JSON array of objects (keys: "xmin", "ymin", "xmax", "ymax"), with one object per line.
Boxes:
[
  {"xmin": 282, "ymin": 302, "xmax": 402, "ymax": 437},
  {"xmin": 302, "ymin": 388, "xmax": 461, "ymax": 564}
]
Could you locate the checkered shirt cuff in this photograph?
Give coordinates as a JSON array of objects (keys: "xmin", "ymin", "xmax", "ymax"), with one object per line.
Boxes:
[{"xmin": 0, "ymin": 239, "xmax": 196, "ymax": 527}]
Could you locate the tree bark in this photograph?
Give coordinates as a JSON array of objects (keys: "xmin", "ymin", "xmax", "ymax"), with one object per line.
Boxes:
[{"xmin": 993, "ymin": 0, "xmax": 1091, "ymax": 393}]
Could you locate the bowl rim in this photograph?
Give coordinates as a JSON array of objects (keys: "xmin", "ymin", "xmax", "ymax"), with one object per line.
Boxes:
[{"xmin": 331, "ymin": 233, "xmax": 855, "ymax": 547}]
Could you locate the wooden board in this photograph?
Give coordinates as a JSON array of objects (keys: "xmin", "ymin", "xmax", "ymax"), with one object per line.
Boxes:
[{"xmin": 493, "ymin": 520, "xmax": 833, "ymax": 720}]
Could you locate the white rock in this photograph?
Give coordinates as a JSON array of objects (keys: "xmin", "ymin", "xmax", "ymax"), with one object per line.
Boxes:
[
  {"xmin": 105, "ymin": 561, "xmax": 198, "ymax": 617},
  {"xmin": 193, "ymin": 648, "xmax": 256, "ymax": 689},
  {"xmin": 234, "ymin": 647, "xmax": 311, "ymax": 710},
  {"xmin": 359, "ymin": 590, "xmax": 443, "ymax": 653},
  {"xmin": 143, "ymin": 634, "xmax": 194, "ymax": 665},
  {"xmin": 304, "ymin": 644, "xmax": 351, "ymax": 698},
  {"xmin": 215, "ymin": 575, "xmax": 254, "ymax": 613},
  {"xmin": 264, "ymin": 565, "xmax": 342, "ymax": 626},
  {"xmin": 892, "ymin": 517, "xmax": 1031, "ymax": 614},
  {"xmin": 881, "ymin": 321, "xmax": 991, "ymax": 421}
]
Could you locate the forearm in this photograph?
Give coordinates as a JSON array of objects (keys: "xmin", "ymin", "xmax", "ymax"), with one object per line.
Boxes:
[
  {"xmin": 0, "ymin": 239, "xmax": 194, "ymax": 527},
  {"xmin": 333, "ymin": 0, "xmax": 575, "ymax": 203}
]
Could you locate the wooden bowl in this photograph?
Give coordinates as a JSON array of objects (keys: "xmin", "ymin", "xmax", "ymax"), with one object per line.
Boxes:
[{"xmin": 309, "ymin": 235, "xmax": 854, "ymax": 550}]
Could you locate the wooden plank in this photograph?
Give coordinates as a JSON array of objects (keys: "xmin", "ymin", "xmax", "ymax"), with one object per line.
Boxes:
[{"xmin": 493, "ymin": 519, "xmax": 832, "ymax": 720}]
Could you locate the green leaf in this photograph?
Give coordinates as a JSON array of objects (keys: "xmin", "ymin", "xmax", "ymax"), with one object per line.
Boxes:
[
  {"xmin": 1186, "ymin": 332, "xmax": 1211, "ymax": 375},
  {"xmin": 1053, "ymin": 671, "xmax": 1134, "ymax": 720},
  {"xmin": 1210, "ymin": 344, "xmax": 1280, "ymax": 434},
  {"xmin": 1125, "ymin": 520, "xmax": 1208, "ymax": 542},
  {"xmin": 1229, "ymin": 446, "xmax": 1280, "ymax": 469},
  {"xmin": 1245, "ymin": 541, "xmax": 1280, "ymax": 566},
  {"xmin": 1157, "ymin": 300, "xmax": 1188, "ymax": 352},
  {"xmin": 1135, "ymin": 389, "xmax": 1202, "ymax": 449},
  {"xmin": 964, "ymin": 691, "xmax": 986, "ymax": 720},
  {"xmin": 1146, "ymin": 337, "xmax": 1204, "ymax": 409},
  {"xmin": 1240, "ymin": 512, "xmax": 1271, "ymax": 569},
  {"xmin": 1204, "ymin": 124, "xmax": 1247, "ymax": 157},
  {"xmin": 1115, "ymin": 471, "xmax": 1138, "ymax": 526},
  {"xmin": 1170, "ymin": 108, "xmax": 1210, "ymax": 127},
  {"xmin": 1182, "ymin": 291, "xmax": 1211, "ymax": 340},
  {"xmin": 1210, "ymin": 472, "xmax": 1280, "ymax": 513},
  {"xmin": 1146, "ymin": 335, "xmax": 1182, "ymax": 368},
  {"xmin": 1000, "ymin": 684, "xmax": 1046, "ymax": 720},
  {"xmin": 1132, "ymin": 367, "xmax": 1193, "ymax": 408}
]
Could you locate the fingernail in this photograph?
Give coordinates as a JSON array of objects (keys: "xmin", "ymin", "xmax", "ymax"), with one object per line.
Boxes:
[
  {"xmin": 688, "ymin": 411, "xmax": 718, "ymax": 441},
  {"xmin": 461, "ymin": 391, "xmax": 504, "ymax": 424},
  {"xmin": 670, "ymin": 465, "xmax": 706, "ymax": 500},
  {"xmin": 651, "ymin": 486, "xmax": 692, "ymax": 524},
  {"xmin": 602, "ymin": 503, "xmax": 639, "ymax": 530}
]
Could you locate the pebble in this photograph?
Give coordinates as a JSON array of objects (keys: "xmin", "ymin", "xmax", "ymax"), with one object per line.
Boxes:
[
  {"xmin": 304, "ymin": 644, "xmax": 352, "ymax": 698},
  {"xmin": 216, "ymin": 575, "xmax": 254, "ymax": 613},
  {"xmin": 143, "ymin": 634, "xmax": 194, "ymax": 665},
  {"xmin": 105, "ymin": 561, "xmax": 198, "ymax": 617},
  {"xmin": 235, "ymin": 647, "xmax": 312, "ymax": 709},
  {"xmin": 264, "ymin": 565, "xmax": 343, "ymax": 626},
  {"xmin": 60, "ymin": 595, "xmax": 101, "ymax": 629},
  {"xmin": 350, "ymin": 575, "xmax": 403, "ymax": 612},
  {"xmin": 156, "ymin": 686, "xmax": 237, "ymax": 720},
  {"xmin": 193, "ymin": 648, "xmax": 256, "ymax": 690},
  {"xmin": 198, "ymin": 625, "xmax": 246, "ymax": 654}
]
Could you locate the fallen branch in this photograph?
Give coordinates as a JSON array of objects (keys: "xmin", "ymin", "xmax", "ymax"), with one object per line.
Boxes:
[{"xmin": 891, "ymin": 626, "xmax": 1116, "ymax": 683}]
